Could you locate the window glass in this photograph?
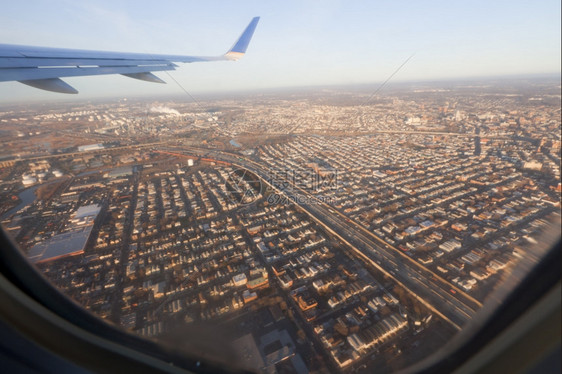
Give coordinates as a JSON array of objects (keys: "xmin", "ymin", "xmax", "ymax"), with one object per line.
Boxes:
[{"xmin": 1, "ymin": 2, "xmax": 560, "ymax": 373}]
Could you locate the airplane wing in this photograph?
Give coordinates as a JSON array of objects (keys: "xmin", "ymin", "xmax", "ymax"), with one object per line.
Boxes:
[{"xmin": 0, "ymin": 16, "xmax": 259, "ymax": 94}]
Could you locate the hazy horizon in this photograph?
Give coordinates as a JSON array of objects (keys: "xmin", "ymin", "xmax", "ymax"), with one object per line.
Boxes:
[{"xmin": 0, "ymin": 72, "xmax": 560, "ymax": 107}]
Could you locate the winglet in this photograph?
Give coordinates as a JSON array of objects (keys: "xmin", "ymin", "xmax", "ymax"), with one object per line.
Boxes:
[{"xmin": 224, "ymin": 17, "xmax": 260, "ymax": 61}]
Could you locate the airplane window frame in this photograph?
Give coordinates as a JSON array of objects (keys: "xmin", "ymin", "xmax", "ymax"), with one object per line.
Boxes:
[{"xmin": 0, "ymin": 7, "xmax": 559, "ymax": 373}]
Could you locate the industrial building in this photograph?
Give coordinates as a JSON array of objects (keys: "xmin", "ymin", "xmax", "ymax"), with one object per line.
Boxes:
[{"xmin": 27, "ymin": 204, "xmax": 101, "ymax": 263}]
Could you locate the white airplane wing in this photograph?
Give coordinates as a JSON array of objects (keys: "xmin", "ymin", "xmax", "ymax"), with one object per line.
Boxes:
[{"xmin": 0, "ymin": 17, "xmax": 259, "ymax": 94}]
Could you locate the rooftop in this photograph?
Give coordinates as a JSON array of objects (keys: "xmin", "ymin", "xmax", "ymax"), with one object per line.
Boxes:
[{"xmin": 28, "ymin": 226, "xmax": 93, "ymax": 263}]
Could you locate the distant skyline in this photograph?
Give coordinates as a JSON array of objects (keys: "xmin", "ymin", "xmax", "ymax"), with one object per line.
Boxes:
[{"xmin": 0, "ymin": 0, "xmax": 560, "ymax": 103}]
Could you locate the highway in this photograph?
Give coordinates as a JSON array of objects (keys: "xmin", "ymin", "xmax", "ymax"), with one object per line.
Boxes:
[
  {"xmin": 262, "ymin": 180, "xmax": 477, "ymax": 329},
  {"xmin": 299, "ymin": 199, "xmax": 477, "ymax": 329}
]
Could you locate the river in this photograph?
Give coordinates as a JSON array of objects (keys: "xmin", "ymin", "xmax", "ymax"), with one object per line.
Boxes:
[{"xmin": 3, "ymin": 185, "xmax": 39, "ymax": 219}]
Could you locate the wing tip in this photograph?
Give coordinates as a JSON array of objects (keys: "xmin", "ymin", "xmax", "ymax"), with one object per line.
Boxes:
[{"xmin": 226, "ymin": 16, "xmax": 260, "ymax": 58}]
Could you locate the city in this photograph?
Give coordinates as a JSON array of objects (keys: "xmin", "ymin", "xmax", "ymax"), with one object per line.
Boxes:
[{"xmin": 0, "ymin": 78, "xmax": 560, "ymax": 373}]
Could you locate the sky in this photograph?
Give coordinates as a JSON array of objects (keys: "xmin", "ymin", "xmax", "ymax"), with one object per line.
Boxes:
[{"xmin": 0, "ymin": 0, "xmax": 560, "ymax": 102}]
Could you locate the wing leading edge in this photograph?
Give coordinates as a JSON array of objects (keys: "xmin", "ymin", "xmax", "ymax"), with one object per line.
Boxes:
[{"xmin": 0, "ymin": 16, "xmax": 260, "ymax": 94}]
